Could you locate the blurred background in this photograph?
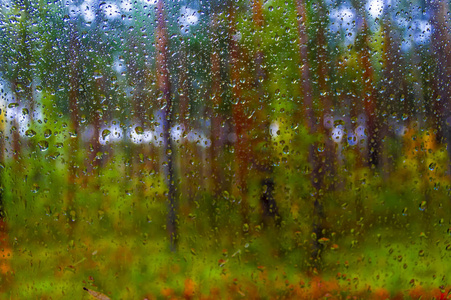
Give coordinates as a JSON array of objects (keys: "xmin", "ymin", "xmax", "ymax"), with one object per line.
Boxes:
[{"xmin": 0, "ymin": 0, "xmax": 451, "ymax": 298}]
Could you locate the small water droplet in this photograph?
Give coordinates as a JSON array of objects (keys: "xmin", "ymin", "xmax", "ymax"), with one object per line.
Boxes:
[
  {"xmin": 283, "ymin": 145, "xmax": 289, "ymax": 154},
  {"xmin": 402, "ymin": 207, "xmax": 408, "ymax": 216},
  {"xmin": 31, "ymin": 183, "xmax": 40, "ymax": 193},
  {"xmin": 318, "ymin": 237, "xmax": 330, "ymax": 245},
  {"xmin": 25, "ymin": 129, "xmax": 37, "ymax": 137},
  {"xmin": 44, "ymin": 129, "xmax": 52, "ymax": 139},
  {"xmin": 419, "ymin": 201, "xmax": 427, "ymax": 211},
  {"xmin": 135, "ymin": 126, "xmax": 144, "ymax": 135},
  {"xmin": 102, "ymin": 129, "xmax": 111, "ymax": 139},
  {"xmin": 38, "ymin": 140, "xmax": 49, "ymax": 151}
]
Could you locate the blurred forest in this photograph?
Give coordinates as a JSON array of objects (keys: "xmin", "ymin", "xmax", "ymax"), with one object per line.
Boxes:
[{"xmin": 1, "ymin": 0, "xmax": 451, "ymax": 298}]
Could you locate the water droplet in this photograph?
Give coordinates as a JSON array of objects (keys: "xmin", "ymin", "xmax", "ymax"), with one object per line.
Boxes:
[
  {"xmin": 135, "ymin": 126, "xmax": 144, "ymax": 135},
  {"xmin": 93, "ymin": 70, "xmax": 103, "ymax": 79},
  {"xmin": 318, "ymin": 237, "xmax": 330, "ymax": 245},
  {"xmin": 282, "ymin": 145, "xmax": 289, "ymax": 154},
  {"xmin": 419, "ymin": 201, "xmax": 427, "ymax": 211},
  {"xmin": 102, "ymin": 129, "xmax": 111, "ymax": 139},
  {"xmin": 44, "ymin": 129, "xmax": 52, "ymax": 139},
  {"xmin": 38, "ymin": 141, "xmax": 49, "ymax": 151},
  {"xmin": 31, "ymin": 183, "xmax": 40, "ymax": 193},
  {"xmin": 25, "ymin": 129, "xmax": 37, "ymax": 138}
]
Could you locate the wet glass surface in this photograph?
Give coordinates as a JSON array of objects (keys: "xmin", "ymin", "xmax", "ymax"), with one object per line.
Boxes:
[{"xmin": 0, "ymin": 0, "xmax": 451, "ymax": 298}]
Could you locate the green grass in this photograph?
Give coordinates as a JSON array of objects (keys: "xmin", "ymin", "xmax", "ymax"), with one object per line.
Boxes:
[{"xmin": 1, "ymin": 143, "xmax": 451, "ymax": 299}]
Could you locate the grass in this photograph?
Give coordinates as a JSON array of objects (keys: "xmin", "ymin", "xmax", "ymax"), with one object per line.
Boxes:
[{"xmin": 1, "ymin": 141, "xmax": 451, "ymax": 299}]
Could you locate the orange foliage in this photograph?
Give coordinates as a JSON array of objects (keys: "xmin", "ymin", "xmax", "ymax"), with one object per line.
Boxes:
[
  {"xmin": 308, "ymin": 276, "xmax": 340, "ymax": 299},
  {"xmin": 160, "ymin": 287, "xmax": 175, "ymax": 299},
  {"xmin": 403, "ymin": 128, "xmax": 437, "ymax": 159},
  {"xmin": 372, "ymin": 288, "xmax": 391, "ymax": 300},
  {"xmin": 408, "ymin": 286, "xmax": 451, "ymax": 300},
  {"xmin": 0, "ymin": 220, "xmax": 11, "ymax": 274},
  {"xmin": 166, "ymin": 276, "xmax": 451, "ymax": 299},
  {"xmin": 183, "ymin": 278, "xmax": 196, "ymax": 299}
]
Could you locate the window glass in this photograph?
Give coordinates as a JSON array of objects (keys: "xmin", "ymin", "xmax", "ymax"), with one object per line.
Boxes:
[{"xmin": 1, "ymin": 0, "xmax": 450, "ymax": 298}]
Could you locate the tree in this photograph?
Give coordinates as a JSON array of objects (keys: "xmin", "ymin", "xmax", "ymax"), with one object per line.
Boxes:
[
  {"xmin": 227, "ymin": 0, "xmax": 253, "ymax": 223},
  {"xmin": 250, "ymin": 0, "xmax": 281, "ymax": 225},
  {"xmin": 429, "ymin": 0, "xmax": 451, "ymax": 172},
  {"xmin": 156, "ymin": 0, "xmax": 178, "ymax": 250}
]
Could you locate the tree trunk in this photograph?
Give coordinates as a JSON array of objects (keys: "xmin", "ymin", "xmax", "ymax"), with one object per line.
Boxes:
[
  {"xmin": 296, "ymin": 0, "xmax": 328, "ymax": 271},
  {"xmin": 209, "ymin": 13, "xmax": 223, "ymax": 200},
  {"xmin": 429, "ymin": 0, "xmax": 451, "ymax": 174},
  {"xmin": 227, "ymin": 2, "xmax": 252, "ymax": 223},
  {"xmin": 250, "ymin": 0, "xmax": 280, "ymax": 225},
  {"xmin": 156, "ymin": 0, "xmax": 177, "ymax": 251},
  {"xmin": 67, "ymin": 22, "xmax": 80, "ymax": 208}
]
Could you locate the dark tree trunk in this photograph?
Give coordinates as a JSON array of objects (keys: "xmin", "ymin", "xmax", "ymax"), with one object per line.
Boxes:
[
  {"xmin": 296, "ymin": 0, "xmax": 329, "ymax": 272},
  {"xmin": 250, "ymin": 0, "xmax": 280, "ymax": 225},
  {"xmin": 260, "ymin": 178, "xmax": 281, "ymax": 225}
]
